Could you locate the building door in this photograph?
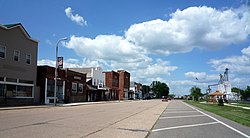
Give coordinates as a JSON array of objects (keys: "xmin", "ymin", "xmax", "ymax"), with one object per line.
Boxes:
[{"xmin": 57, "ymin": 81, "xmax": 65, "ymax": 103}]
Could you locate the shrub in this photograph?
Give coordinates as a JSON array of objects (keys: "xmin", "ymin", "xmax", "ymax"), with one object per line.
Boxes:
[{"xmin": 218, "ymin": 97, "xmax": 224, "ymax": 106}]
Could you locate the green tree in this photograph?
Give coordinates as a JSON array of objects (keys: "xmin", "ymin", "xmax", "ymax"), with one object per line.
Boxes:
[
  {"xmin": 231, "ymin": 87, "xmax": 243, "ymax": 100},
  {"xmin": 242, "ymin": 86, "xmax": 250, "ymax": 100},
  {"xmin": 190, "ymin": 86, "xmax": 202, "ymax": 101},
  {"xmin": 142, "ymin": 85, "xmax": 150, "ymax": 98},
  {"xmin": 150, "ymin": 81, "xmax": 169, "ymax": 98}
]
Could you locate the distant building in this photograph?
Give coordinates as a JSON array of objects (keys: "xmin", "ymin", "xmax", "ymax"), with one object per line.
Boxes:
[
  {"xmin": 130, "ymin": 82, "xmax": 142, "ymax": 99},
  {"xmin": 117, "ymin": 70, "xmax": 130, "ymax": 100},
  {"xmin": 0, "ymin": 23, "xmax": 38, "ymax": 105}
]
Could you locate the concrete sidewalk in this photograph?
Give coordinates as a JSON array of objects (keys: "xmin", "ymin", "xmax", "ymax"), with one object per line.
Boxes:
[
  {"xmin": 0, "ymin": 100, "xmax": 134, "ymax": 111},
  {"xmin": 224, "ymin": 103, "xmax": 250, "ymax": 110}
]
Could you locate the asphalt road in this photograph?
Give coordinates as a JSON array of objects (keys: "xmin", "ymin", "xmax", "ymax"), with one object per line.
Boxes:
[
  {"xmin": 148, "ymin": 100, "xmax": 250, "ymax": 138},
  {"xmin": 0, "ymin": 100, "xmax": 167, "ymax": 138}
]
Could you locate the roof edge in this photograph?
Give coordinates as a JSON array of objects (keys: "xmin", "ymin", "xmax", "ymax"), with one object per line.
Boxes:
[{"xmin": 0, "ymin": 23, "xmax": 39, "ymax": 43}]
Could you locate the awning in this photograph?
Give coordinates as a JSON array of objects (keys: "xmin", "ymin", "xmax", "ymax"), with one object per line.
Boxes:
[
  {"xmin": 209, "ymin": 90, "xmax": 225, "ymax": 96},
  {"xmin": 86, "ymin": 84, "xmax": 97, "ymax": 91}
]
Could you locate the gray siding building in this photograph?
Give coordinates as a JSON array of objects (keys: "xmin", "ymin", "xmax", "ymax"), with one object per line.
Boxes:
[{"xmin": 0, "ymin": 23, "xmax": 38, "ymax": 105}]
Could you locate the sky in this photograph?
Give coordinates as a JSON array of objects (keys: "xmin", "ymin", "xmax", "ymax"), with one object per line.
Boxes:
[{"xmin": 1, "ymin": 0, "xmax": 250, "ymax": 96}]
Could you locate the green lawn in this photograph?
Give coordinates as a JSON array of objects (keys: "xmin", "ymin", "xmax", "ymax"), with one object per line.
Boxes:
[{"xmin": 185, "ymin": 100, "xmax": 250, "ymax": 127}]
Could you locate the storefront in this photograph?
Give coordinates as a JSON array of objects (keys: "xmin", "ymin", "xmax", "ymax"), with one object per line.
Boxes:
[
  {"xmin": 64, "ymin": 69, "xmax": 86, "ymax": 103},
  {"xmin": 0, "ymin": 77, "xmax": 35, "ymax": 105},
  {"xmin": 37, "ymin": 66, "xmax": 86, "ymax": 104},
  {"xmin": 37, "ymin": 66, "xmax": 66, "ymax": 104}
]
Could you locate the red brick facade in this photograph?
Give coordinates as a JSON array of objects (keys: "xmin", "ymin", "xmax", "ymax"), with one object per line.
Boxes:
[
  {"xmin": 37, "ymin": 66, "xmax": 86, "ymax": 104},
  {"xmin": 105, "ymin": 70, "xmax": 130, "ymax": 100},
  {"xmin": 104, "ymin": 71, "xmax": 119, "ymax": 100},
  {"xmin": 118, "ymin": 70, "xmax": 130, "ymax": 100}
]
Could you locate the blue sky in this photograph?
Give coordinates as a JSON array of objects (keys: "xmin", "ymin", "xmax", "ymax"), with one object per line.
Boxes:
[{"xmin": 1, "ymin": 0, "xmax": 250, "ymax": 96}]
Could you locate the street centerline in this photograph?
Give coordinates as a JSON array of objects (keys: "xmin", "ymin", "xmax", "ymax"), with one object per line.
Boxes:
[
  {"xmin": 160, "ymin": 114, "xmax": 205, "ymax": 119},
  {"xmin": 152, "ymin": 122, "xmax": 219, "ymax": 132}
]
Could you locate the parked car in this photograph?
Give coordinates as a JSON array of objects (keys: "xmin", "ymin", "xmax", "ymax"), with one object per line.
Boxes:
[{"xmin": 162, "ymin": 96, "xmax": 168, "ymax": 102}]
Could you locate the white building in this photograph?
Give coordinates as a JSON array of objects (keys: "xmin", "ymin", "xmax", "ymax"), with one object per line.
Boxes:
[
  {"xmin": 69, "ymin": 67, "xmax": 105, "ymax": 88},
  {"xmin": 130, "ymin": 82, "xmax": 142, "ymax": 99}
]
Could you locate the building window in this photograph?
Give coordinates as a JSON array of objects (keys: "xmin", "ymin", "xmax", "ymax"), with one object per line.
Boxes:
[
  {"xmin": 47, "ymin": 80, "xmax": 55, "ymax": 97},
  {"xmin": 5, "ymin": 84, "xmax": 33, "ymax": 98},
  {"xmin": 78, "ymin": 84, "xmax": 83, "ymax": 93},
  {"xmin": 6, "ymin": 84, "xmax": 17, "ymax": 97},
  {"xmin": 26, "ymin": 54, "xmax": 31, "ymax": 64},
  {"xmin": 17, "ymin": 86, "xmax": 32, "ymax": 97},
  {"xmin": 0, "ymin": 45, "xmax": 6, "ymax": 58},
  {"xmin": 0, "ymin": 84, "xmax": 5, "ymax": 97},
  {"xmin": 14, "ymin": 50, "xmax": 20, "ymax": 61},
  {"xmin": 72, "ymin": 83, "xmax": 77, "ymax": 93}
]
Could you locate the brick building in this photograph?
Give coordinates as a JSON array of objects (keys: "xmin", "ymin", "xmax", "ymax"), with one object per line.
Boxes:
[
  {"xmin": 117, "ymin": 70, "xmax": 130, "ymax": 100},
  {"xmin": 37, "ymin": 66, "xmax": 86, "ymax": 104},
  {"xmin": 104, "ymin": 71, "xmax": 119, "ymax": 100}
]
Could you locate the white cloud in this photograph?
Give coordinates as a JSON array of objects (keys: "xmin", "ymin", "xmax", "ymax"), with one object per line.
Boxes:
[
  {"xmin": 208, "ymin": 45, "xmax": 250, "ymax": 91},
  {"xmin": 65, "ymin": 7, "xmax": 87, "ymax": 26},
  {"xmin": 125, "ymin": 6, "xmax": 250, "ymax": 55},
  {"xmin": 168, "ymin": 80, "xmax": 208, "ymax": 95},
  {"xmin": 60, "ymin": 5, "xmax": 250, "ymax": 95},
  {"xmin": 185, "ymin": 72, "xmax": 206, "ymax": 80},
  {"xmin": 66, "ymin": 35, "xmax": 149, "ymax": 61},
  {"xmin": 209, "ymin": 55, "xmax": 250, "ymax": 74},
  {"xmin": 241, "ymin": 45, "xmax": 250, "ymax": 56},
  {"xmin": 38, "ymin": 58, "xmax": 101, "ymax": 68},
  {"xmin": 185, "ymin": 72, "xmax": 219, "ymax": 82},
  {"xmin": 45, "ymin": 40, "xmax": 53, "ymax": 46}
]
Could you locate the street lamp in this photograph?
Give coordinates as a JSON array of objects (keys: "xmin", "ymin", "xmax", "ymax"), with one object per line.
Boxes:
[{"xmin": 54, "ymin": 37, "xmax": 68, "ymax": 106}]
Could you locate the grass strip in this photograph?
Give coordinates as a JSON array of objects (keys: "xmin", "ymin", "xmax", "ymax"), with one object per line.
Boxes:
[{"xmin": 184, "ymin": 100, "xmax": 250, "ymax": 128}]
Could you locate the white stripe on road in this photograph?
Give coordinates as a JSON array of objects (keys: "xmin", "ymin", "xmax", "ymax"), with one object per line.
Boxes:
[
  {"xmin": 160, "ymin": 114, "xmax": 205, "ymax": 119},
  {"xmin": 163, "ymin": 111, "xmax": 197, "ymax": 113},
  {"xmin": 183, "ymin": 102, "xmax": 250, "ymax": 138},
  {"xmin": 152, "ymin": 122, "xmax": 219, "ymax": 132}
]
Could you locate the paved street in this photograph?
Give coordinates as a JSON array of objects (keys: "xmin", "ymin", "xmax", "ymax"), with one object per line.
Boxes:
[
  {"xmin": 148, "ymin": 100, "xmax": 250, "ymax": 138},
  {"xmin": 0, "ymin": 100, "xmax": 167, "ymax": 138}
]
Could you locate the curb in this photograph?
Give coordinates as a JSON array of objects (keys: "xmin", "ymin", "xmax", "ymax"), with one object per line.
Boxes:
[{"xmin": 0, "ymin": 100, "xmax": 137, "ymax": 111}]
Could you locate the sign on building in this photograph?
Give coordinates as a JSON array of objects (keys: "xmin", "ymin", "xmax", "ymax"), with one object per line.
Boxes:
[{"xmin": 57, "ymin": 57, "xmax": 63, "ymax": 69}]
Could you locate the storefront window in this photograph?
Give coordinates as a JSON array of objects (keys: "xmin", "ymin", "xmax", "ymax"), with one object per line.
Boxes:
[
  {"xmin": 78, "ymin": 84, "xmax": 83, "ymax": 93},
  {"xmin": 0, "ymin": 84, "xmax": 5, "ymax": 97},
  {"xmin": 17, "ymin": 86, "xmax": 32, "ymax": 97},
  {"xmin": 6, "ymin": 84, "xmax": 17, "ymax": 97},
  {"xmin": 72, "ymin": 83, "xmax": 77, "ymax": 93},
  {"xmin": 47, "ymin": 80, "xmax": 55, "ymax": 97}
]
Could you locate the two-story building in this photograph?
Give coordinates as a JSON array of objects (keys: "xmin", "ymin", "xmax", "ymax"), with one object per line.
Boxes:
[
  {"xmin": 117, "ymin": 70, "xmax": 130, "ymax": 100},
  {"xmin": 104, "ymin": 71, "xmax": 119, "ymax": 100},
  {"xmin": 104, "ymin": 70, "xmax": 130, "ymax": 100},
  {"xmin": 0, "ymin": 23, "xmax": 38, "ymax": 105}
]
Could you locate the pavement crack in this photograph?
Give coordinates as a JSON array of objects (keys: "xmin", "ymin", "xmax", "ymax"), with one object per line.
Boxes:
[
  {"xmin": 118, "ymin": 128, "xmax": 148, "ymax": 132},
  {"xmin": 0, "ymin": 117, "xmax": 65, "ymax": 132}
]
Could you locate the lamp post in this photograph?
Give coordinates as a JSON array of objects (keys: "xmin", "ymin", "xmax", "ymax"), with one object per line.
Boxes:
[{"xmin": 54, "ymin": 37, "xmax": 68, "ymax": 106}]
